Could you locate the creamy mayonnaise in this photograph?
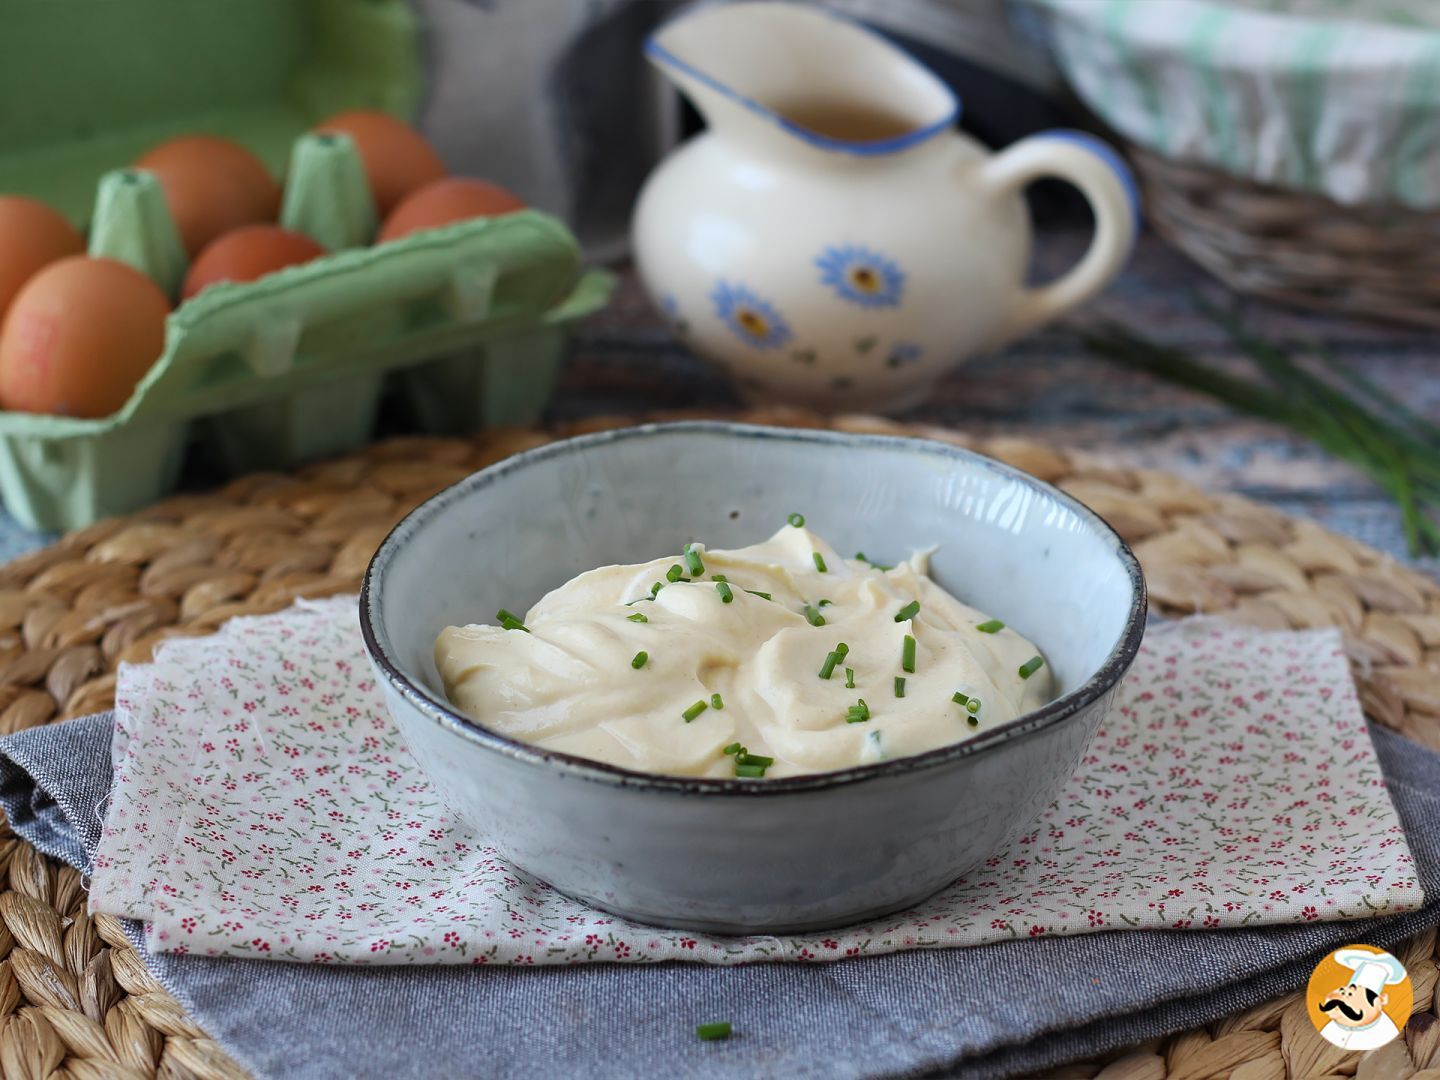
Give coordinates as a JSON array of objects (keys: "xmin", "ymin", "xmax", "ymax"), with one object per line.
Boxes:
[{"xmin": 435, "ymin": 523, "xmax": 1053, "ymax": 779}]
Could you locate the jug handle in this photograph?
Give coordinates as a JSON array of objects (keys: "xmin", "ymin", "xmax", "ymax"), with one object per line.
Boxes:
[{"xmin": 979, "ymin": 130, "xmax": 1139, "ymax": 347}]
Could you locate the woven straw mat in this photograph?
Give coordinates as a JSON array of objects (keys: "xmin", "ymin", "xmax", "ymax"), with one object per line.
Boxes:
[{"xmin": 0, "ymin": 408, "xmax": 1437, "ymax": 1080}]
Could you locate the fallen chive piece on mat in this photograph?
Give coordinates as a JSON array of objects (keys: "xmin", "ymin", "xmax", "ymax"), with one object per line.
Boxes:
[
  {"xmin": 682, "ymin": 700, "xmax": 708, "ymax": 722},
  {"xmin": 952, "ymin": 691, "xmax": 970, "ymax": 707},
  {"xmin": 723, "ymin": 742, "xmax": 743, "ymax": 755},
  {"xmin": 813, "ymin": 551, "xmax": 828, "ymax": 572},
  {"xmin": 902, "ymin": 634, "xmax": 916, "ymax": 673},
  {"xmin": 746, "ymin": 590, "xmax": 773, "ymax": 601},
  {"xmin": 976, "ymin": 619, "xmax": 1005, "ymax": 633},
  {"xmin": 788, "ymin": 512, "xmax": 805, "ymax": 528},
  {"xmin": 804, "ymin": 604, "xmax": 826, "ymax": 627},
  {"xmin": 735, "ymin": 764, "xmax": 767, "ymax": 778},
  {"xmin": 894, "ymin": 676, "xmax": 906, "ymax": 698},
  {"xmin": 967, "ymin": 715, "xmax": 980, "ymax": 728},
  {"xmin": 819, "ymin": 651, "xmax": 841, "ymax": 680},
  {"xmin": 894, "ymin": 600, "xmax": 920, "ymax": 623},
  {"xmin": 697, "ymin": 1021, "xmax": 733, "ymax": 1041},
  {"xmin": 631, "ymin": 651, "xmax": 648, "ymax": 670},
  {"xmin": 967, "ymin": 698, "xmax": 981, "ymax": 714},
  {"xmin": 626, "ymin": 612, "xmax": 648, "ymax": 623},
  {"xmin": 1019, "ymin": 655, "xmax": 1045, "ymax": 680},
  {"xmin": 711, "ymin": 693, "xmax": 724, "ymax": 710},
  {"xmin": 845, "ymin": 667, "xmax": 855, "ymax": 689},
  {"xmin": 496, "ymin": 609, "xmax": 529, "ymax": 632},
  {"xmin": 715, "ymin": 581, "xmax": 734, "ymax": 604},
  {"xmin": 666, "ymin": 564, "xmax": 685, "ymax": 583},
  {"xmin": 685, "ymin": 545, "xmax": 706, "ymax": 576},
  {"xmin": 737, "ymin": 753, "xmax": 774, "ymax": 767}
]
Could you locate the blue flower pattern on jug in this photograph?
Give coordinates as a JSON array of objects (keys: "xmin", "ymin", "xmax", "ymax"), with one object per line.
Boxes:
[
  {"xmin": 815, "ymin": 244, "xmax": 905, "ymax": 308},
  {"xmin": 711, "ymin": 281, "xmax": 793, "ymax": 349}
]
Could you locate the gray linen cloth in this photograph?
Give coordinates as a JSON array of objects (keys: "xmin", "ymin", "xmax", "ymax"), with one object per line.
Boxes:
[{"xmin": 2, "ymin": 713, "xmax": 1438, "ymax": 1080}]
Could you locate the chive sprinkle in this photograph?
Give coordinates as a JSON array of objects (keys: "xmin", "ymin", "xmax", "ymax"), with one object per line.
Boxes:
[
  {"xmin": 735, "ymin": 764, "xmax": 767, "ymax": 778},
  {"xmin": 855, "ymin": 552, "xmax": 895, "ymax": 571},
  {"xmin": 787, "ymin": 512, "xmax": 805, "ymax": 527},
  {"xmin": 902, "ymin": 634, "xmax": 916, "ymax": 673},
  {"xmin": 894, "ymin": 600, "xmax": 920, "ymax": 623},
  {"xmin": 666, "ymin": 564, "xmax": 685, "ymax": 583},
  {"xmin": 684, "ymin": 545, "xmax": 705, "ymax": 576},
  {"xmin": 631, "ymin": 651, "xmax": 648, "ymax": 669},
  {"xmin": 894, "ymin": 676, "xmax": 906, "ymax": 698},
  {"xmin": 682, "ymin": 700, "xmax": 708, "ymax": 722},
  {"xmin": 967, "ymin": 698, "xmax": 981, "ymax": 714},
  {"xmin": 737, "ymin": 753, "xmax": 774, "ymax": 767},
  {"xmin": 1019, "ymin": 655, "xmax": 1045, "ymax": 680},
  {"xmin": 952, "ymin": 691, "xmax": 970, "ymax": 707},
  {"xmin": 819, "ymin": 651, "xmax": 841, "ymax": 680},
  {"xmin": 722, "ymin": 742, "xmax": 742, "ymax": 755},
  {"xmin": 835, "ymin": 642, "xmax": 849, "ymax": 658},
  {"xmin": 845, "ymin": 667, "xmax": 855, "ymax": 689},
  {"xmin": 804, "ymin": 604, "xmax": 826, "ymax": 627},
  {"xmin": 976, "ymin": 619, "xmax": 1005, "ymax": 633},
  {"xmin": 696, "ymin": 1021, "xmax": 732, "ymax": 1041},
  {"xmin": 496, "ymin": 609, "xmax": 529, "ymax": 632},
  {"xmin": 967, "ymin": 714, "xmax": 980, "ymax": 728},
  {"xmin": 746, "ymin": 590, "xmax": 773, "ymax": 601},
  {"xmin": 711, "ymin": 693, "xmax": 724, "ymax": 710},
  {"xmin": 715, "ymin": 581, "xmax": 734, "ymax": 604},
  {"xmin": 818, "ymin": 598, "xmax": 832, "ymax": 607},
  {"xmin": 712, "ymin": 574, "xmax": 727, "ymax": 583},
  {"xmin": 627, "ymin": 612, "xmax": 648, "ymax": 623},
  {"xmin": 651, "ymin": 581, "xmax": 663, "ymax": 597},
  {"xmin": 812, "ymin": 552, "xmax": 827, "ymax": 572}
]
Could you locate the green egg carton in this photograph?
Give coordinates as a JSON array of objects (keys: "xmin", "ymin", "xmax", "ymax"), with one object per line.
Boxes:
[{"xmin": 0, "ymin": 0, "xmax": 615, "ymax": 532}]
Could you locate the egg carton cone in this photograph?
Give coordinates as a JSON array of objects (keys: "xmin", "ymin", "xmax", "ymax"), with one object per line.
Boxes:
[{"xmin": 0, "ymin": 137, "xmax": 613, "ymax": 532}]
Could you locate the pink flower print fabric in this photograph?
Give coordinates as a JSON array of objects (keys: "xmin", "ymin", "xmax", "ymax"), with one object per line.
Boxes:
[{"xmin": 88, "ymin": 598, "xmax": 1422, "ymax": 966}]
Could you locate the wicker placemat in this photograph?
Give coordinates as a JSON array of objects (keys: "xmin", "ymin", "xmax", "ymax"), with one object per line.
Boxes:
[{"xmin": 0, "ymin": 407, "xmax": 1437, "ymax": 1079}]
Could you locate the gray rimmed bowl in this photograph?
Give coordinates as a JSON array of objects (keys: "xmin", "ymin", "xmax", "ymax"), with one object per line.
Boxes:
[{"xmin": 360, "ymin": 422, "xmax": 1146, "ymax": 934}]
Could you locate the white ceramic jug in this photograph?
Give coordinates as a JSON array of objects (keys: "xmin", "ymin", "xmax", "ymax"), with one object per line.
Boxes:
[{"xmin": 632, "ymin": 2, "xmax": 1138, "ymax": 412}]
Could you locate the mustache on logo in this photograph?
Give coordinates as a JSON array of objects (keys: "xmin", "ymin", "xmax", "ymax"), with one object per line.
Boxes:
[{"xmin": 1320, "ymin": 998, "xmax": 1365, "ymax": 1022}]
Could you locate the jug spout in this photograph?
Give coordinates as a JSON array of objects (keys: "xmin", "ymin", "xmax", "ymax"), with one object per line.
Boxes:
[{"xmin": 646, "ymin": 2, "xmax": 958, "ymax": 157}]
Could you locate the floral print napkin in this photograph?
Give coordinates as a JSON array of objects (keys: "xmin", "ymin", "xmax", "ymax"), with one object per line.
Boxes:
[{"xmin": 90, "ymin": 598, "xmax": 1422, "ymax": 966}]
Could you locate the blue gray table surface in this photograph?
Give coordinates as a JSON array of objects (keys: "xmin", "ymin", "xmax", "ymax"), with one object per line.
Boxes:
[{"xmin": 0, "ymin": 232, "xmax": 1433, "ymax": 578}]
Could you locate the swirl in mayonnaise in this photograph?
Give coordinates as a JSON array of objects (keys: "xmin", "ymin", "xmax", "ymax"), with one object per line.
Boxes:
[{"xmin": 435, "ymin": 524, "xmax": 1053, "ymax": 778}]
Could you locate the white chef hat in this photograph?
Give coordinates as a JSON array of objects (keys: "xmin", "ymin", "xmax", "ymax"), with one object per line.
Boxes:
[{"xmin": 1334, "ymin": 948, "xmax": 1407, "ymax": 995}]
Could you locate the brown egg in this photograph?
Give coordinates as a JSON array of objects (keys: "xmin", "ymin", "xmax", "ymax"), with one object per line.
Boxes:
[
  {"xmin": 134, "ymin": 136, "xmax": 281, "ymax": 256},
  {"xmin": 378, "ymin": 178, "xmax": 526, "ymax": 243},
  {"xmin": 0, "ymin": 197, "xmax": 85, "ymax": 328},
  {"xmin": 0, "ymin": 256, "xmax": 169, "ymax": 418},
  {"xmin": 313, "ymin": 110, "xmax": 447, "ymax": 217},
  {"xmin": 182, "ymin": 225, "xmax": 326, "ymax": 300}
]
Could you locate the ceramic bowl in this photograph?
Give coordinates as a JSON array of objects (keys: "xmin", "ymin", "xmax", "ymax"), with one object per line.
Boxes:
[{"xmin": 360, "ymin": 422, "xmax": 1146, "ymax": 933}]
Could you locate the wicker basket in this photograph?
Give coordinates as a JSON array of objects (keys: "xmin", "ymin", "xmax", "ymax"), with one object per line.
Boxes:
[{"xmin": 1131, "ymin": 146, "xmax": 1440, "ymax": 328}]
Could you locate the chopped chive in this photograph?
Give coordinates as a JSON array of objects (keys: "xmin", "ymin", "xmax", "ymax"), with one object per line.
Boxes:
[
  {"xmin": 976, "ymin": 619, "xmax": 1005, "ymax": 634},
  {"xmin": 787, "ymin": 512, "xmax": 805, "ymax": 528},
  {"xmin": 712, "ymin": 574, "xmax": 728, "ymax": 583},
  {"xmin": 818, "ymin": 598, "xmax": 833, "ymax": 607},
  {"xmin": 715, "ymin": 581, "xmax": 734, "ymax": 604},
  {"xmin": 627, "ymin": 612, "xmax": 649, "ymax": 623},
  {"xmin": 845, "ymin": 698, "xmax": 871, "ymax": 723},
  {"xmin": 804, "ymin": 604, "xmax": 826, "ymax": 627},
  {"xmin": 844, "ymin": 667, "xmax": 855, "ymax": 689},
  {"xmin": 682, "ymin": 700, "xmax": 708, "ymax": 722},
  {"xmin": 651, "ymin": 581, "xmax": 664, "ymax": 597},
  {"xmin": 858, "ymin": 698, "xmax": 869, "ymax": 719},
  {"xmin": 737, "ymin": 753, "xmax": 774, "ymax": 767},
  {"xmin": 711, "ymin": 693, "xmax": 724, "ymax": 710},
  {"xmin": 631, "ymin": 651, "xmax": 648, "ymax": 669},
  {"xmin": 696, "ymin": 1021, "xmax": 732, "ymax": 1041},
  {"xmin": 812, "ymin": 552, "xmax": 828, "ymax": 573},
  {"xmin": 666, "ymin": 564, "xmax": 685, "ymax": 583},
  {"xmin": 855, "ymin": 552, "xmax": 894, "ymax": 571},
  {"xmin": 735, "ymin": 764, "xmax": 767, "ymax": 778},
  {"xmin": 819, "ymin": 651, "xmax": 841, "ymax": 680},
  {"xmin": 722, "ymin": 742, "xmax": 742, "ymax": 756},
  {"xmin": 894, "ymin": 600, "xmax": 920, "ymax": 623},
  {"xmin": 835, "ymin": 642, "xmax": 849, "ymax": 658},
  {"xmin": 902, "ymin": 634, "xmax": 916, "ymax": 673},
  {"xmin": 684, "ymin": 545, "xmax": 705, "ymax": 576},
  {"xmin": 894, "ymin": 676, "xmax": 906, "ymax": 698},
  {"xmin": 746, "ymin": 590, "xmax": 773, "ymax": 601},
  {"xmin": 967, "ymin": 698, "xmax": 981, "ymax": 714},
  {"xmin": 967, "ymin": 715, "xmax": 980, "ymax": 728},
  {"xmin": 952, "ymin": 691, "xmax": 970, "ymax": 707},
  {"xmin": 1019, "ymin": 655, "xmax": 1045, "ymax": 680},
  {"xmin": 496, "ymin": 608, "xmax": 529, "ymax": 632}
]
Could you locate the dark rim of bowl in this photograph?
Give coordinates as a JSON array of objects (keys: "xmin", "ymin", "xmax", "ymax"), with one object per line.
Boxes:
[{"xmin": 359, "ymin": 421, "xmax": 1148, "ymax": 797}]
